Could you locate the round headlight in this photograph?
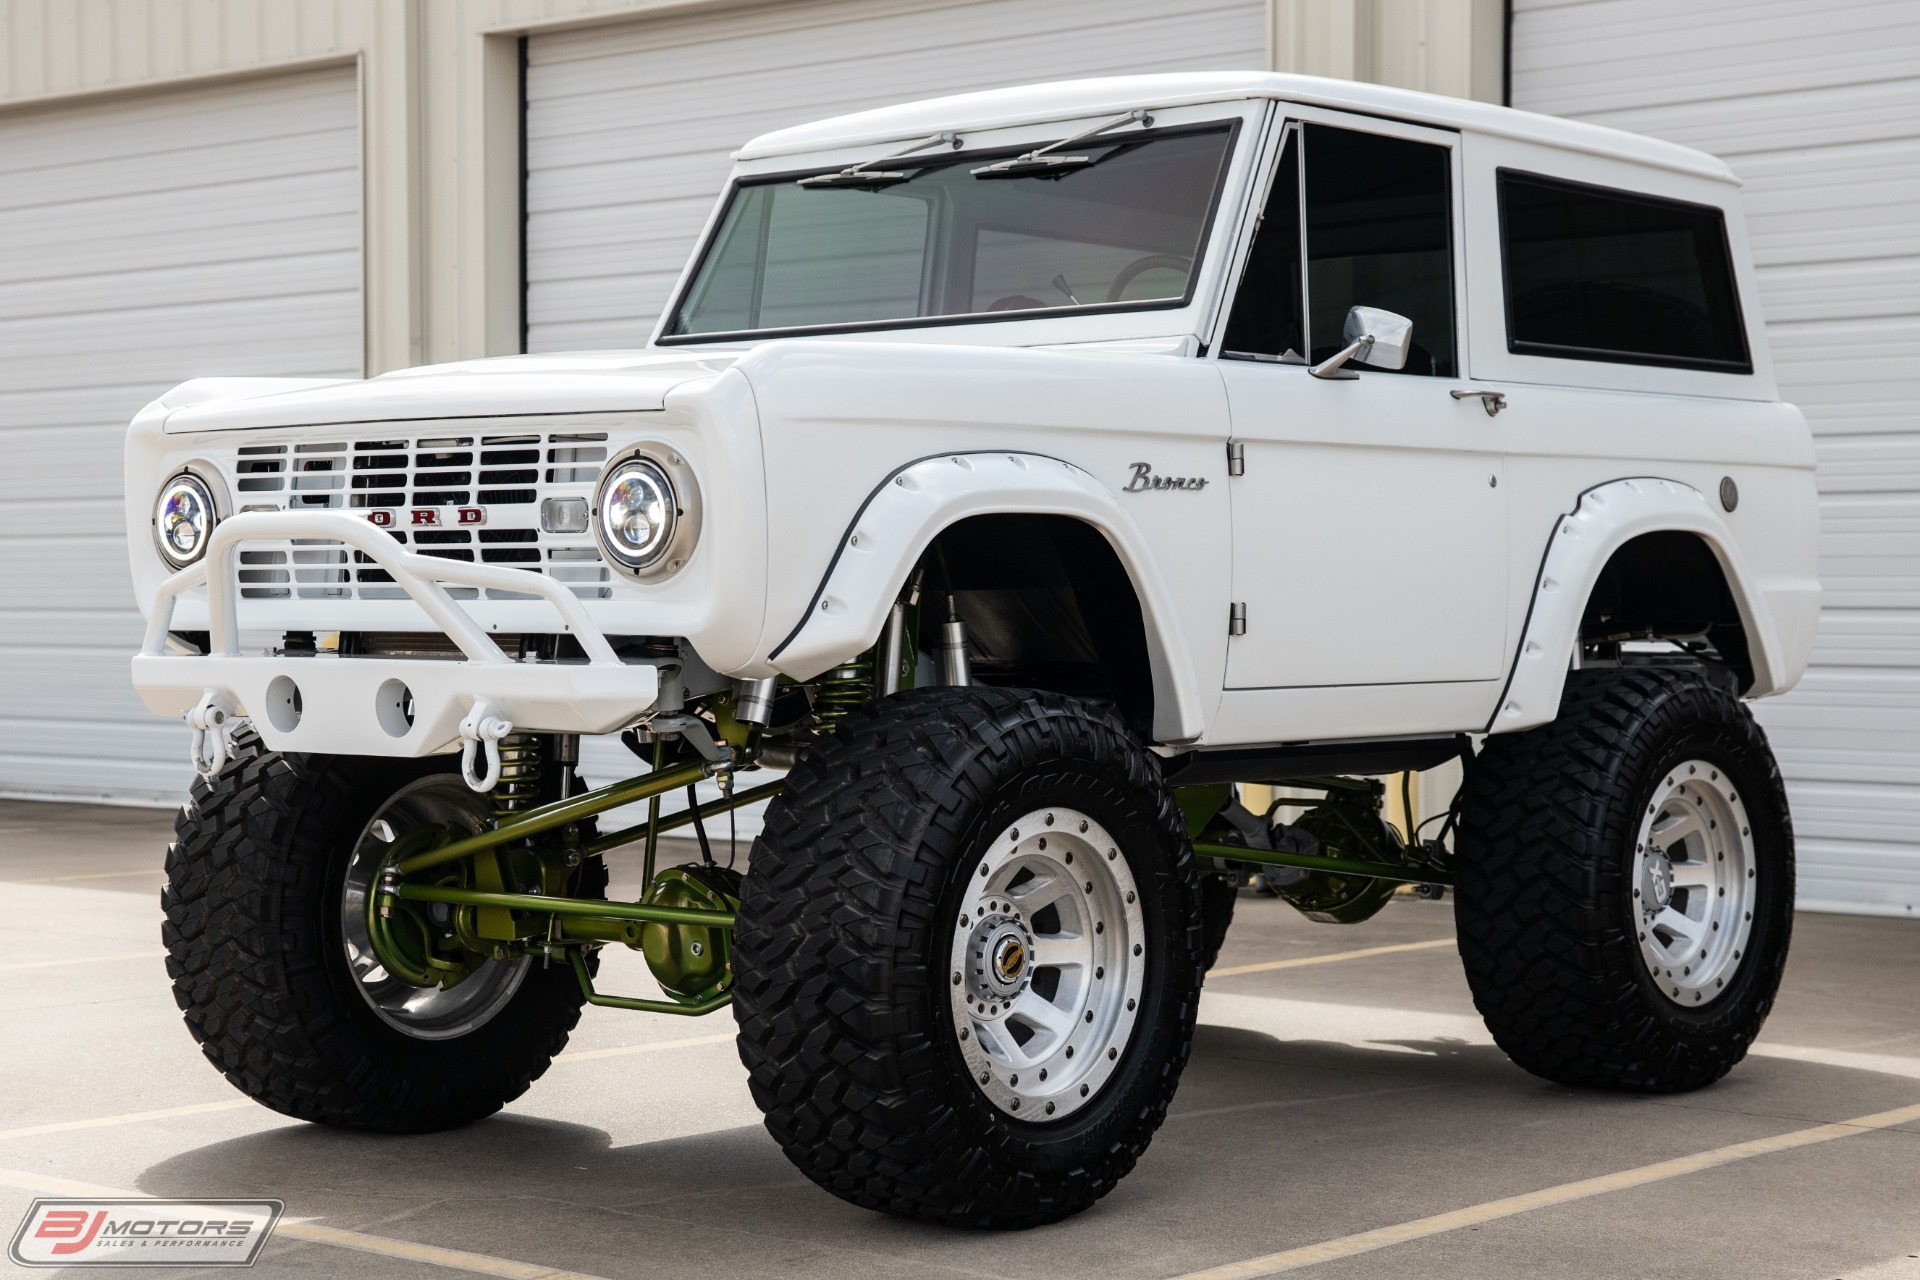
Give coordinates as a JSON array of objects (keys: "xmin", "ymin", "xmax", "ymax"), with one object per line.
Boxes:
[
  {"xmin": 154, "ymin": 473, "xmax": 217, "ymax": 568},
  {"xmin": 598, "ymin": 459, "xmax": 678, "ymax": 570}
]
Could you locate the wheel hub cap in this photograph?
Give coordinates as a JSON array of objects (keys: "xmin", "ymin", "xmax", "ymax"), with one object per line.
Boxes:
[
  {"xmin": 1644, "ymin": 848, "xmax": 1675, "ymax": 910},
  {"xmin": 948, "ymin": 807, "xmax": 1147, "ymax": 1123},
  {"xmin": 967, "ymin": 914, "xmax": 1035, "ymax": 1007},
  {"xmin": 1631, "ymin": 760, "xmax": 1757, "ymax": 1007}
]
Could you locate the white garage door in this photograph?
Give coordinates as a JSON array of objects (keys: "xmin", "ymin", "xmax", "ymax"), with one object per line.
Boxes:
[
  {"xmin": 524, "ymin": 0, "xmax": 1268, "ymax": 352},
  {"xmin": 1511, "ymin": 0, "xmax": 1920, "ymax": 915},
  {"xmin": 0, "ymin": 66, "xmax": 360, "ymax": 804}
]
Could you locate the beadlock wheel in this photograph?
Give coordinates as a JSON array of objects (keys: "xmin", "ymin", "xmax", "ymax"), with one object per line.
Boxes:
[
  {"xmin": 1454, "ymin": 667, "xmax": 1795, "ymax": 1093},
  {"xmin": 340, "ymin": 774, "xmax": 528, "ymax": 1040},
  {"xmin": 732, "ymin": 686, "xmax": 1204, "ymax": 1226},
  {"xmin": 1631, "ymin": 760, "xmax": 1756, "ymax": 1006},
  {"xmin": 949, "ymin": 806, "xmax": 1147, "ymax": 1121},
  {"xmin": 162, "ymin": 737, "xmax": 598, "ymax": 1131}
]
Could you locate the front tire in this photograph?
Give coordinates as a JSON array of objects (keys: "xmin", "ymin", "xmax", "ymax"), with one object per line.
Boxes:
[
  {"xmin": 1454, "ymin": 668, "xmax": 1794, "ymax": 1092},
  {"xmin": 732, "ymin": 687, "xmax": 1204, "ymax": 1227},
  {"xmin": 162, "ymin": 738, "xmax": 594, "ymax": 1131}
]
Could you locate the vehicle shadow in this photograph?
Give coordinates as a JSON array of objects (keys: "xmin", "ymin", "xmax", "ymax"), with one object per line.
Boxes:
[{"xmin": 127, "ymin": 1022, "xmax": 1920, "ymax": 1280}]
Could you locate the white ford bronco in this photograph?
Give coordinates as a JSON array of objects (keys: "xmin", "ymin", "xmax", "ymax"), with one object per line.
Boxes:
[{"xmin": 128, "ymin": 73, "xmax": 1819, "ymax": 1226}]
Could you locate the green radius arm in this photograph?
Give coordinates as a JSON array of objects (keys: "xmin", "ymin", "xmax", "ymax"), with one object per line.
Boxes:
[{"xmin": 1189, "ymin": 839, "xmax": 1450, "ymax": 886}]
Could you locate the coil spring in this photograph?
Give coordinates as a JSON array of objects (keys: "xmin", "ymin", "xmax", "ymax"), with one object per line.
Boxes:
[
  {"xmin": 491, "ymin": 732, "xmax": 544, "ymax": 820},
  {"xmin": 813, "ymin": 652, "xmax": 875, "ymax": 733}
]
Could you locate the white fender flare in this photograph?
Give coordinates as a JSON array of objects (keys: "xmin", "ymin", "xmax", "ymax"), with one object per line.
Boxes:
[
  {"xmin": 766, "ymin": 451, "xmax": 1206, "ymax": 743},
  {"xmin": 1491, "ymin": 477, "xmax": 1789, "ymax": 734}
]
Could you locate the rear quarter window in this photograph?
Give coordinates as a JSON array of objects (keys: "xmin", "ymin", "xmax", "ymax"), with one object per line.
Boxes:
[{"xmin": 1497, "ymin": 170, "xmax": 1750, "ymax": 373}]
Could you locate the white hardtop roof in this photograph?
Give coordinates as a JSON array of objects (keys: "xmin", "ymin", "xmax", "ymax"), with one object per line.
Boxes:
[{"xmin": 738, "ymin": 72, "xmax": 1737, "ymax": 184}]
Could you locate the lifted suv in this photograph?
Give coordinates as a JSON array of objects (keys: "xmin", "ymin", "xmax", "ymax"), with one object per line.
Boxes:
[{"xmin": 129, "ymin": 73, "xmax": 1819, "ymax": 1226}]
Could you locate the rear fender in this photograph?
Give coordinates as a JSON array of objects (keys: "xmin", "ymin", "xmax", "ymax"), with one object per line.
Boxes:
[
  {"xmin": 765, "ymin": 451, "xmax": 1205, "ymax": 743},
  {"xmin": 1492, "ymin": 476, "xmax": 1798, "ymax": 733}
]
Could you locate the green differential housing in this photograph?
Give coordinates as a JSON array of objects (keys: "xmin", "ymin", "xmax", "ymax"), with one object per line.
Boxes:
[{"xmin": 637, "ymin": 863, "xmax": 742, "ymax": 1002}]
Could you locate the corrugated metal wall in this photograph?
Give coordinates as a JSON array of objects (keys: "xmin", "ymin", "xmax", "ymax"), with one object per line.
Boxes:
[
  {"xmin": 522, "ymin": 0, "xmax": 1270, "ymax": 352},
  {"xmin": 1512, "ymin": 0, "xmax": 1920, "ymax": 915},
  {"xmin": 0, "ymin": 66, "xmax": 360, "ymax": 802}
]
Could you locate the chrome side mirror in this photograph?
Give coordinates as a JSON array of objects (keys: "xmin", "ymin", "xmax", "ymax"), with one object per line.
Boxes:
[{"xmin": 1309, "ymin": 306, "xmax": 1414, "ymax": 379}]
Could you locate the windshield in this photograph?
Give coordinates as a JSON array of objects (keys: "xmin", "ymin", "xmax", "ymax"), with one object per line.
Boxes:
[{"xmin": 663, "ymin": 123, "xmax": 1236, "ymax": 340}]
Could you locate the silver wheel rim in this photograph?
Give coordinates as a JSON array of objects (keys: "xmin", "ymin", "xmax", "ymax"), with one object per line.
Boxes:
[
  {"xmin": 948, "ymin": 806, "xmax": 1147, "ymax": 1122},
  {"xmin": 340, "ymin": 774, "xmax": 529, "ymax": 1039},
  {"xmin": 1631, "ymin": 759, "xmax": 1756, "ymax": 1006}
]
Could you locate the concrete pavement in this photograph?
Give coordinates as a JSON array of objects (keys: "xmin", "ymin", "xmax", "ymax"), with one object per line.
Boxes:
[{"xmin": 2, "ymin": 796, "xmax": 1916, "ymax": 1279}]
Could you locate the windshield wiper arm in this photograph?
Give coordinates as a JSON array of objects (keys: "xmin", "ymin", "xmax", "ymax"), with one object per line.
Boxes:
[
  {"xmin": 970, "ymin": 108, "xmax": 1154, "ymax": 179},
  {"xmin": 796, "ymin": 131, "xmax": 960, "ymax": 189}
]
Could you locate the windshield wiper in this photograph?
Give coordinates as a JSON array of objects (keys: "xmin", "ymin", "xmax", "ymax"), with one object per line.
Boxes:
[
  {"xmin": 970, "ymin": 108, "xmax": 1154, "ymax": 180},
  {"xmin": 796, "ymin": 131, "xmax": 960, "ymax": 190}
]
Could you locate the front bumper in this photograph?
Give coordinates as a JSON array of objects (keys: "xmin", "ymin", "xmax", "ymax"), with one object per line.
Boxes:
[{"xmin": 132, "ymin": 510, "xmax": 659, "ymax": 759}]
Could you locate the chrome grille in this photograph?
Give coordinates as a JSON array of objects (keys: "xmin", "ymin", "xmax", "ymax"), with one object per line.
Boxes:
[{"xmin": 223, "ymin": 429, "xmax": 613, "ymax": 602}]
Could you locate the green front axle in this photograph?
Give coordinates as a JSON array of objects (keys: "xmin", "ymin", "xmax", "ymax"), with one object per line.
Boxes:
[{"xmin": 370, "ymin": 760, "xmax": 1443, "ymax": 1020}]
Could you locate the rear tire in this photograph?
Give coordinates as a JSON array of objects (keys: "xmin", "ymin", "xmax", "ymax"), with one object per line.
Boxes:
[
  {"xmin": 1453, "ymin": 668, "xmax": 1794, "ymax": 1092},
  {"xmin": 162, "ymin": 734, "xmax": 595, "ymax": 1131},
  {"xmin": 732, "ymin": 686, "xmax": 1204, "ymax": 1227}
]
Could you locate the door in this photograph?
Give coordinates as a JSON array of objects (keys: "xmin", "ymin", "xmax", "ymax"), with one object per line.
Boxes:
[
  {"xmin": 0, "ymin": 66, "xmax": 361, "ymax": 802},
  {"xmin": 1512, "ymin": 0, "xmax": 1920, "ymax": 915},
  {"xmin": 1218, "ymin": 113, "xmax": 1508, "ymax": 697},
  {"xmin": 522, "ymin": 0, "xmax": 1268, "ymax": 351}
]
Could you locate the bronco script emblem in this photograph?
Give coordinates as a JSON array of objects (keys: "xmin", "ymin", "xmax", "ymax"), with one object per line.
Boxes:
[{"xmin": 1123, "ymin": 462, "xmax": 1208, "ymax": 492}]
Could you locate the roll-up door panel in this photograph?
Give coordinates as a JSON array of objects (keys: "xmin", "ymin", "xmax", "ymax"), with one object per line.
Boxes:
[
  {"xmin": 524, "ymin": 0, "xmax": 1268, "ymax": 352},
  {"xmin": 0, "ymin": 66, "xmax": 360, "ymax": 802},
  {"xmin": 1512, "ymin": 0, "xmax": 1920, "ymax": 915}
]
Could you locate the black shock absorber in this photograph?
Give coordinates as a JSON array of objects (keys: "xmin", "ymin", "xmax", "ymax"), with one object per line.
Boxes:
[
  {"xmin": 812, "ymin": 652, "xmax": 875, "ymax": 732},
  {"xmin": 492, "ymin": 733, "xmax": 544, "ymax": 820}
]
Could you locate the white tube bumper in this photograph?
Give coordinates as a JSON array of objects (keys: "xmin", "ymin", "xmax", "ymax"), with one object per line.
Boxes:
[{"xmin": 131, "ymin": 511, "xmax": 658, "ymax": 760}]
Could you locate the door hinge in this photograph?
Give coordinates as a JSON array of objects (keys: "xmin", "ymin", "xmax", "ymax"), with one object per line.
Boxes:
[
  {"xmin": 1226, "ymin": 441, "xmax": 1244, "ymax": 477},
  {"xmin": 1229, "ymin": 602, "xmax": 1247, "ymax": 636}
]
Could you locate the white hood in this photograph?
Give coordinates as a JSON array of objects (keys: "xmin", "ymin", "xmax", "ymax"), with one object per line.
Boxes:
[{"xmin": 155, "ymin": 351, "xmax": 739, "ymax": 432}]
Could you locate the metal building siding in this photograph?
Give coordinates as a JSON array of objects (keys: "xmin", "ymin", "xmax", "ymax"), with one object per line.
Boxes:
[
  {"xmin": 523, "ymin": 0, "xmax": 1270, "ymax": 353},
  {"xmin": 1511, "ymin": 0, "xmax": 1920, "ymax": 914},
  {"xmin": 0, "ymin": 65, "xmax": 360, "ymax": 802}
]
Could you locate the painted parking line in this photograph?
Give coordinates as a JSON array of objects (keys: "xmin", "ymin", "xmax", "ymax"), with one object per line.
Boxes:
[
  {"xmin": 555, "ymin": 1031, "xmax": 735, "ymax": 1062},
  {"xmin": 0, "ymin": 1168, "xmax": 614, "ymax": 1280},
  {"xmin": 0, "ymin": 1099, "xmax": 259, "ymax": 1142},
  {"xmin": 1172, "ymin": 1099, "xmax": 1920, "ymax": 1279},
  {"xmin": 0, "ymin": 949, "xmax": 166, "ymax": 973},
  {"xmin": 15, "ymin": 869, "xmax": 167, "ymax": 883},
  {"xmin": 0, "ymin": 1037, "xmax": 737, "ymax": 1143},
  {"xmin": 1210, "ymin": 937, "xmax": 1455, "ymax": 978}
]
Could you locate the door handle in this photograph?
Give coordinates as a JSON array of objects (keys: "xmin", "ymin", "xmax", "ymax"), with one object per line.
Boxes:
[{"xmin": 1450, "ymin": 389, "xmax": 1507, "ymax": 417}]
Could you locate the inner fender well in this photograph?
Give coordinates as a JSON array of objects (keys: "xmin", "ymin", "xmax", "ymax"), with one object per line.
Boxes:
[
  {"xmin": 924, "ymin": 515, "xmax": 1154, "ymax": 737},
  {"xmin": 1582, "ymin": 531, "xmax": 1753, "ymax": 688}
]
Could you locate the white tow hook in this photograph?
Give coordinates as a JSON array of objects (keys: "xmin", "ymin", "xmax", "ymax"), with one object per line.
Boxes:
[
  {"xmin": 459, "ymin": 699, "xmax": 514, "ymax": 792},
  {"xmin": 185, "ymin": 689, "xmax": 244, "ymax": 779}
]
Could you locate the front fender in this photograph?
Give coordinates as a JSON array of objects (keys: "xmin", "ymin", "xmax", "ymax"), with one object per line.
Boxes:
[
  {"xmin": 1492, "ymin": 476, "xmax": 1815, "ymax": 734},
  {"xmin": 764, "ymin": 451, "xmax": 1206, "ymax": 743}
]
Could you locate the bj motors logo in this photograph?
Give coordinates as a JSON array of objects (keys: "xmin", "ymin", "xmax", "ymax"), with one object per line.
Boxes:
[{"xmin": 9, "ymin": 1199, "xmax": 281, "ymax": 1268}]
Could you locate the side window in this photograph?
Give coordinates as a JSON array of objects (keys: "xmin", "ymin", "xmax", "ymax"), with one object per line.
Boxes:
[
  {"xmin": 1222, "ymin": 123, "xmax": 1456, "ymax": 376},
  {"xmin": 1304, "ymin": 125, "xmax": 1456, "ymax": 377},
  {"xmin": 1498, "ymin": 171, "xmax": 1750, "ymax": 372}
]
